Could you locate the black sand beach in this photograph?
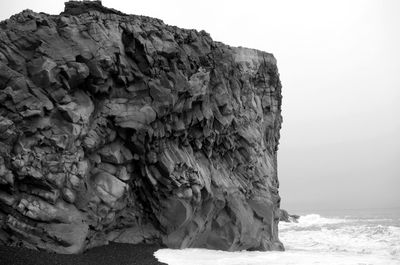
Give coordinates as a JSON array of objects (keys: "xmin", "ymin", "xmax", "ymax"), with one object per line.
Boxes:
[{"xmin": 0, "ymin": 243, "xmax": 167, "ymax": 265}]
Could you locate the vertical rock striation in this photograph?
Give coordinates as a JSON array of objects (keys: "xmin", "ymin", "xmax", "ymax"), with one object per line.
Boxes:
[{"xmin": 0, "ymin": 1, "xmax": 283, "ymax": 253}]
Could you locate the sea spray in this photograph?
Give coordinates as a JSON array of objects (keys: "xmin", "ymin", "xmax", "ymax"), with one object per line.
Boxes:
[{"xmin": 155, "ymin": 211, "xmax": 400, "ymax": 265}]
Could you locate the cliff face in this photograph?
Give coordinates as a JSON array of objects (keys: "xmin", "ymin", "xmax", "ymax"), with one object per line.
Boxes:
[{"xmin": 0, "ymin": 1, "xmax": 283, "ymax": 254}]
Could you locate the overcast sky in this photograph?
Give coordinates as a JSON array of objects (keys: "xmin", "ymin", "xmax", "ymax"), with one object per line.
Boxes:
[{"xmin": 1, "ymin": 0, "xmax": 399, "ymax": 212}]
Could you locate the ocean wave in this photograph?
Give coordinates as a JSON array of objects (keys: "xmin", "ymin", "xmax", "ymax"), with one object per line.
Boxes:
[
  {"xmin": 279, "ymin": 214, "xmax": 348, "ymax": 231},
  {"xmin": 294, "ymin": 214, "xmax": 347, "ymax": 225},
  {"xmin": 154, "ymin": 248, "xmax": 400, "ymax": 265},
  {"xmin": 155, "ymin": 213, "xmax": 400, "ymax": 265},
  {"xmin": 279, "ymin": 214, "xmax": 400, "ymax": 259}
]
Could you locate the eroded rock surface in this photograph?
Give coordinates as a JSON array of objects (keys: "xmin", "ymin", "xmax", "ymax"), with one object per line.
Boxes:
[
  {"xmin": 0, "ymin": 1, "xmax": 283, "ymax": 253},
  {"xmin": 279, "ymin": 209, "xmax": 300, "ymax": 223}
]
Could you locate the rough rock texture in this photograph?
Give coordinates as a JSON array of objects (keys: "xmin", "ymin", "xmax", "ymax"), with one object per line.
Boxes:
[
  {"xmin": 0, "ymin": 1, "xmax": 283, "ymax": 254},
  {"xmin": 279, "ymin": 209, "xmax": 299, "ymax": 223}
]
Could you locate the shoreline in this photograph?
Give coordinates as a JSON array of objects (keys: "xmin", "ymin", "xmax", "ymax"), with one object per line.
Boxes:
[{"xmin": 0, "ymin": 243, "xmax": 167, "ymax": 265}]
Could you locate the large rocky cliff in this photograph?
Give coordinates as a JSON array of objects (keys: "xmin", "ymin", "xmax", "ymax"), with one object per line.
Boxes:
[{"xmin": 0, "ymin": 1, "xmax": 283, "ymax": 254}]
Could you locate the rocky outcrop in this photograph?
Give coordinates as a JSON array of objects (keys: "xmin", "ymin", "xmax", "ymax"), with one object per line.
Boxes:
[
  {"xmin": 0, "ymin": 1, "xmax": 283, "ymax": 253},
  {"xmin": 279, "ymin": 209, "xmax": 300, "ymax": 223}
]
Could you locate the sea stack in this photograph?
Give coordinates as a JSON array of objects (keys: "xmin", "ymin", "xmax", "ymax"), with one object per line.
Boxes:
[{"xmin": 0, "ymin": 1, "xmax": 283, "ymax": 254}]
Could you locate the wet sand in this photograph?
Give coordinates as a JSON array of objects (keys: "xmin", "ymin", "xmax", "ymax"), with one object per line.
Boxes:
[{"xmin": 0, "ymin": 243, "xmax": 167, "ymax": 265}]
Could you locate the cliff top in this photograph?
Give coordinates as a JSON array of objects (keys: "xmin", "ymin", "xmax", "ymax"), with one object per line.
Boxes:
[
  {"xmin": 62, "ymin": 0, "xmax": 128, "ymax": 16},
  {"xmin": 1, "ymin": 0, "xmax": 276, "ymax": 65}
]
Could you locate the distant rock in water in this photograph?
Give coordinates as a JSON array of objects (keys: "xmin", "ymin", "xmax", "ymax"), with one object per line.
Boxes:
[
  {"xmin": 279, "ymin": 209, "xmax": 300, "ymax": 223},
  {"xmin": 0, "ymin": 1, "xmax": 283, "ymax": 254}
]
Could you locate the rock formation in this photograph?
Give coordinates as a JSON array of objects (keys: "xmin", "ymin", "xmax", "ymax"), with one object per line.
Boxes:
[
  {"xmin": 0, "ymin": 1, "xmax": 284, "ymax": 254},
  {"xmin": 279, "ymin": 209, "xmax": 300, "ymax": 223}
]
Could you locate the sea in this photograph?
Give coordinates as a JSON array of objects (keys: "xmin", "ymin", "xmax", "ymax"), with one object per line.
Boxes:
[{"xmin": 154, "ymin": 208, "xmax": 400, "ymax": 265}]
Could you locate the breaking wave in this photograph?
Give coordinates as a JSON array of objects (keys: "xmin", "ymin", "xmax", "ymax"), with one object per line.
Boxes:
[
  {"xmin": 279, "ymin": 214, "xmax": 400, "ymax": 258},
  {"xmin": 155, "ymin": 213, "xmax": 400, "ymax": 265}
]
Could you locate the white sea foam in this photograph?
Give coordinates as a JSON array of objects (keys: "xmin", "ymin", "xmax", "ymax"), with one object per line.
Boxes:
[
  {"xmin": 279, "ymin": 214, "xmax": 400, "ymax": 258},
  {"xmin": 154, "ymin": 248, "xmax": 400, "ymax": 265},
  {"xmin": 279, "ymin": 213, "xmax": 348, "ymax": 230},
  {"xmin": 155, "ymin": 213, "xmax": 400, "ymax": 265}
]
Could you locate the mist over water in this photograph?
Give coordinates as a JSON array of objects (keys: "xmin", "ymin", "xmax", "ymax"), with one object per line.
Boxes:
[{"xmin": 155, "ymin": 209, "xmax": 400, "ymax": 265}]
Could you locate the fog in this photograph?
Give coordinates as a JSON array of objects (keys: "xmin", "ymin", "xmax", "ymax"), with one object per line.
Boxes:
[{"xmin": 1, "ymin": 0, "xmax": 399, "ymax": 211}]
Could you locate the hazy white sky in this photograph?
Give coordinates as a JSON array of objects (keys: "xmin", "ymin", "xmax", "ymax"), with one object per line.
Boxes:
[{"xmin": 1, "ymin": 0, "xmax": 399, "ymax": 211}]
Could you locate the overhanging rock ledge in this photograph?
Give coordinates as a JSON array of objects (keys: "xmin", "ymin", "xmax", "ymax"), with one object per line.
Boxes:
[{"xmin": 0, "ymin": 1, "xmax": 284, "ymax": 253}]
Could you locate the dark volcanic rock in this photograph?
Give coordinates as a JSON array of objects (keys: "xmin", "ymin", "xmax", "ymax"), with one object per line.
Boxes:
[
  {"xmin": 0, "ymin": 1, "xmax": 284, "ymax": 254},
  {"xmin": 279, "ymin": 209, "xmax": 300, "ymax": 223}
]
